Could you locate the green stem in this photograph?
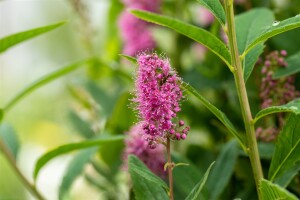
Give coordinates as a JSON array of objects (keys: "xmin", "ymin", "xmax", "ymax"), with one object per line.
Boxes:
[
  {"xmin": 224, "ymin": 0, "xmax": 263, "ymax": 198},
  {"xmin": 0, "ymin": 140, "xmax": 45, "ymax": 200},
  {"xmin": 167, "ymin": 138, "xmax": 174, "ymax": 200}
]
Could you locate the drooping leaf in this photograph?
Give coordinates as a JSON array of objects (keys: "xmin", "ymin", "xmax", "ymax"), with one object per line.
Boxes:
[
  {"xmin": 253, "ymin": 99, "xmax": 300, "ymax": 124},
  {"xmin": 273, "ymin": 50, "xmax": 300, "ymax": 79},
  {"xmin": 33, "ymin": 135, "xmax": 124, "ymax": 180},
  {"xmin": 68, "ymin": 111, "xmax": 95, "ymax": 139},
  {"xmin": 0, "ymin": 124, "xmax": 20, "ymax": 159},
  {"xmin": 204, "ymin": 139, "xmax": 239, "ymax": 200},
  {"xmin": 235, "ymin": 8, "xmax": 274, "ymax": 82},
  {"xmin": 4, "ymin": 58, "xmax": 93, "ymax": 112},
  {"xmin": 268, "ymin": 114, "xmax": 300, "ymax": 187},
  {"xmin": 181, "ymin": 83, "xmax": 246, "ymax": 149},
  {"xmin": 259, "ymin": 179, "xmax": 298, "ymax": 200},
  {"xmin": 130, "ymin": 10, "xmax": 232, "ymax": 68},
  {"xmin": 0, "ymin": 21, "xmax": 66, "ymax": 53},
  {"xmin": 185, "ymin": 161, "xmax": 215, "ymax": 200},
  {"xmin": 196, "ymin": 0, "xmax": 226, "ymax": 26},
  {"xmin": 59, "ymin": 148, "xmax": 97, "ymax": 200},
  {"xmin": 128, "ymin": 155, "xmax": 168, "ymax": 200},
  {"xmin": 243, "ymin": 14, "xmax": 300, "ymax": 57}
]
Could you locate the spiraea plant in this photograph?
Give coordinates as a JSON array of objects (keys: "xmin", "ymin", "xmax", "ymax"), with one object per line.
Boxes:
[{"xmin": 1, "ymin": 0, "xmax": 300, "ymax": 200}]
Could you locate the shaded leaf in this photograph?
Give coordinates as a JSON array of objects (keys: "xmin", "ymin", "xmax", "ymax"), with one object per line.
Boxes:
[
  {"xmin": 33, "ymin": 135, "xmax": 124, "ymax": 180},
  {"xmin": 182, "ymin": 83, "xmax": 246, "ymax": 149},
  {"xmin": 204, "ymin": 140, "xmax": 239, "ymax": 200},
  {"xmin": 59, "ymin": 148, "xmax": 97, "ymax": 200},
  {"xmin": 260, "ymin": 179, "xmax": 298, "ymax": 200},
  {"xmin": 4, "ymin": 58, "xmax": 93, "ymax": 112},
  {"xmin": 244, "ymin": 14, "xmax": 300, "ymax": 57},
  {"xmin": 130, "ymin": 10, "xmax": 232, "ymax": 68},
  {"xmin": 185, "ymin": 161, "xmax": 215, "ymax": 200},
  {"xmin": 254, "ymin": 99, "xmax": 300, "ymax": 124},
  {"xmin": 235, "ymin": 8, "xmax": 274, "ymax": 82},
  {"xmin": 0, "ymin": 109, "xmax": 4, "ymax": 122},
  {"xmin": 0, "ymin": 124, "xmax": 20, "ymax": 159},
  {"xmin": 128, "ymin": 155, "xmax": 168, "ymax": 200},
  {"xmin": 268, "ymin": 114, "xmax": 300, "ymax": 187},
  {"xmin": 0, "ymin": 21, "xmax": 66, "ymax": 53},
  {"xmin": 68, "ymin": 111, "xmax": 95, "ymax": 139},
  {"xmin": 196, "ymin": 0, "xmax": 226, "ymax": 26},
  {"xmin": 273, "ymin": 50, "xmax": 300, "ymax": 79}
]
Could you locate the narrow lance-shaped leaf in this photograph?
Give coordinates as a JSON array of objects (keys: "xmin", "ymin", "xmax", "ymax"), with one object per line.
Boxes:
[
  {"xmin": 4, "ymin": 58, "xmax": 93, "ymax": 112},
  {"xmin": 204, "ymin": 139, "xmax": 239, "ymax": 200},
  {"xmin": 259, "ymin": 179, "xmax": 298, "ymax": 200},
  {"xmin": 33, "ymin": 135, "xmax": 124, "ymax": 180},
  {"xmin": 268, "ymin": 114, "xmax": 300, "ymax": 187},
  {"xmin": 0, "ymin": 21, "xmax": 66, "ymax": 53},
  {"xmin": 273, "ymin": 50, "xmax": 300, "ymax": 79},
  {"xmin": 253, "ymin": 99, "xmax": 300, "ymax": 124},
  {"xmin": 59, "ymin": 148, "xmax": 97, "ymax": 200},
  {"xmin": 185, "ymin": 161, "xmax": 215, "ymax": 200},
  {"xmin": 243, "ymin": 14, "xmax": 300, "ymax": 57},
  {"xmin": 130, "ymin": 10, "xmax": 232, "ymax": 69},
  {"xmin": 182, "ymin": 83, "xmax": 246, "ymax": 149},
  {"xmin": 196, "ymin": 0, "xmax": 226, "ymax": 26},
  {"xmin": 128, "ymin": 155, "xmax": 169, "ymax": 200}
]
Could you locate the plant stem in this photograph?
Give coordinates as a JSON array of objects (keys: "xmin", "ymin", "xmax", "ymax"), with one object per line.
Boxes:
[
  {"xmin": 167, "ymin": 138, "xmax": 174, "ymax": 200},
  {"xmin": 0, "ymin": 140, "xmax": 46, "ymax": 200},
  {"xmin": 224, "ymin": 0, "xmax": 263, "ymax": 198}
]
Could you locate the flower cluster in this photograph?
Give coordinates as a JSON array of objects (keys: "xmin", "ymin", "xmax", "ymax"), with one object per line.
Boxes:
[
  {"xmin": 256, "ymin": 50, "xmax": 300, "ymax": 141},
  {"xmin": 122, "ymin": 123, "xmax": 165, "ymax": 176},
  {"xmin": 134, "ymin": 53, "xmax": 189, "ymax": 148},
  {"xmin": 118, "ymin": 0, "xmax": 161, "ymax": 56}
]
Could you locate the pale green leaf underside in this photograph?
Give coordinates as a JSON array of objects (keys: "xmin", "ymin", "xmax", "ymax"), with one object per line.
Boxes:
[
  {"xmin": 0, "ymin": 21, "xmax": 66, "ymax": 53},
  {"xmin": 260, "ymin": 179, "xmax": 298, "ymax": 200},
  {"xmin": 4, "ymin": 58, "xmax": 93, "ymax": 112},
  {"xmin": 273, "ymin": 50, "xmax": 300, "ymax": 79},
  {"xmin": 268, "ymin": 114, "xmax": 300, "ymax": 186},
  {"xmin": 185, "ymin": 161, "xmax": 215, "ymax": 200},
  {"xmin": 33, "ymin": 135, "xmax": 124, "ymax": 180},
  {"xmin": 244, "ymin": 14, "xmax": 300, "ymax": 56},
  {"xmin": 130, "ymin": 10, "xmax": 231, "ymax": 68},
  {"xmin": 182, "ymin": 83, "xmax": 246, "ymax": 149},
  {"xmin": 196, "ymin": 0, "xmax": 226, "ymax": 26},
  {"xmin": 235, "ymin": 8, "xmax": 274, "ymax": 82},
  {"xmin": 254, "ymin": 99, "xmax": 300, "ymax": 124}
]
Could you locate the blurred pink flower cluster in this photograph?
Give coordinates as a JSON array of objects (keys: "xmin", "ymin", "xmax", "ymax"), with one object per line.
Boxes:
[{"xmin": 118, "ymin": 0, "xmax": 161, "ymax": 56}]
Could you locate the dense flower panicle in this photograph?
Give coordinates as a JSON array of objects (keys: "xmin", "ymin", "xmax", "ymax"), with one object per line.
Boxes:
[
  {"xmin": 256, "ymin": 50, "xmax": 300, "ymax": 141},
  {"xmin": 123, "ymin": 123, "xmax": 165, "ymax": 176},
  {"xmin": 118, "ymin": 0, "xmax": 161, "ymax": 56},
  {"xmin": 134, "ymin": 53, "xmax": 189, "ymax": 148}
]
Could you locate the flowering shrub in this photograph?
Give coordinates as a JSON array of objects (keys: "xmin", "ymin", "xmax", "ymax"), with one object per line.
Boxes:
[{"xmin": 1, "ymin": 0, "xmax": 300, "ymax": 200}]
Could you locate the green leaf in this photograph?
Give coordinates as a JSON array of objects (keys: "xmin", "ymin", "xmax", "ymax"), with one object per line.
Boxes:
[
  {"xmin": 119, "ymin": 54, "xmax": 137, "ymax": 64},
  {"xmin": 235, "ymin": 8, "xmax": 274, "ymax": 82},
  {"xmin": 243, "ymin": 14, "xmax": 300, "ymax": 57},
  {"xmin": 68, "ymin": 111, "xmax": 95, "ymax": 139},
  {"xmin": 273, "ymin": 50, "xmax": 300, "ymax": 79},
  {"xmin": 0, "ymin": 109, "xmax": 4, "ymax": 122},
  {"xmin": 259, "ymin": 179, "xmax": 298, "ymax": 200},
  {"xmin": 268, "ymin": 114, "xmax": 300, "ymax": 187},
  {"xmin": 0, "ymin": 21, "xmax": 66, "ymax": 53},
  {"xmin": 0, "ymin": 124, "xmax": 20, "ymax": 159},
  {"xmin": 204, "ymin": 139, "xmax": 239, "ymax": 200},
  {"xmin": 33, "ymin": 135, "xmax": 124, "ymax": 180},
  {"xmin": 130, "ymin": 10, "xmax": 232, "ymax": 69},
  {"xmin": 59, "ymin": 148, "xmax": 97, "ymax": 200},
  {"xmin": 3, "ymin": 58, "xmax": 93, "ymax": 112},
  {"xmin": 253, "ymin": 99, "xmax": 300, "ymax": 124},
  {"xmin": 196, "ymin": 0, "xmax": 226, "ymax": 26},
  {"xmin": 128, "ymin": 155, "xmax": 168, "ymax": 200},
  {"xmin": 185, "ymin": 161, "xmax": 215, "ymax": 200},
  {"xmin": 181, "ymin": 82, "xmax": 246, "ymax": 149}
]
